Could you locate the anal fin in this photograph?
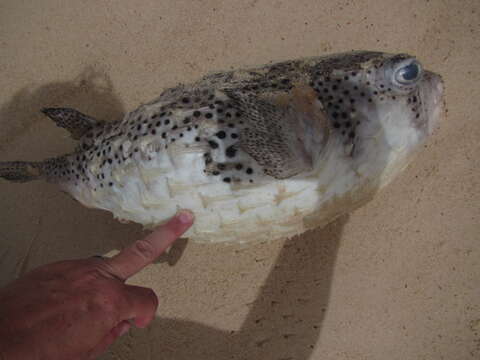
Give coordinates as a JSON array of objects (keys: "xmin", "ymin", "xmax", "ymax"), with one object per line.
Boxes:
[{"xmin": 42, "ymin": 108, "xmax": 104, "ymax": 140}]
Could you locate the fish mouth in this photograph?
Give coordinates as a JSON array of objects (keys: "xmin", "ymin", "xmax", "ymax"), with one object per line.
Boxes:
[{"xmin": 420, "ymin": 71, "xmax": 445, "ymax": 135}]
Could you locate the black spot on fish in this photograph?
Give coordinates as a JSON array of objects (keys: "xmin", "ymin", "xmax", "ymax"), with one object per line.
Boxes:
[
  {"xmin": 216, "ymin": 131, "xmax": 226, "ymax": 139},
  {"xmin": 226, "ymin": 146, "xmax": 237, "ymax": 158},
  {"xmin": 208, "ymin": 140, "xmax": 219, "ymax": 149}
]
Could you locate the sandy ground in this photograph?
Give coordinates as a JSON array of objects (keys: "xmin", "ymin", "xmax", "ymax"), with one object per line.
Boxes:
[{"xmin": 0, "ymin": 1, "xmax": 479, "ymax": 359}]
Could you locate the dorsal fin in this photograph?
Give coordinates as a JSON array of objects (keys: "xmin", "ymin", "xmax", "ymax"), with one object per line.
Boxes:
[
  {"xmin": 41, "ymin": 107, "xmax": 104, "ymax": 140},
  {"xmin": 225, "ymin": 85, "xmax": 329, "ymax": 179}
]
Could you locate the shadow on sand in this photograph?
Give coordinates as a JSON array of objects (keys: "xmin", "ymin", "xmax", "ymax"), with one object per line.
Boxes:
[
  {"xmin": 0, "ymin": 66, "xmax": 125, "ymax": 153},
  {"xmin": 106, "ymin": 217, "xmax": 347, "ymax": 360}
]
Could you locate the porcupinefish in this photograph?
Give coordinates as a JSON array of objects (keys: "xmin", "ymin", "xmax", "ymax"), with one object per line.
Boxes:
[{"xmin": 0, "ymin": 51, "xmax": 444, "ymax": 243}]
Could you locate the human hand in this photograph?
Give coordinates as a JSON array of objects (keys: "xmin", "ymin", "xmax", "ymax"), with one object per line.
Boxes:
[{"xmin": 0, "ymin": 210, "xmax": 194, "ymax": 360}]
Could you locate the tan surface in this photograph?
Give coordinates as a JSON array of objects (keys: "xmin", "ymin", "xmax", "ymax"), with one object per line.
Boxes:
[{"xmin": 0, "ymin": 1, "xmax": 479, "ymax": 359}]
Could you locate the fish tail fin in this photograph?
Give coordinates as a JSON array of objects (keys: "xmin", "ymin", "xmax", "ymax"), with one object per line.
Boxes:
[
  {"xmin": 0, "ymin": 161, "xmax": 44, "ymax": 183},
  {"xmin": 0, "ymin": 156, "xmax": 71, "ymax": 183}
]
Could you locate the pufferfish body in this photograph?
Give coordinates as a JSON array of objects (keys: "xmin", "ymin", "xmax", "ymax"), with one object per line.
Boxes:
[{"xmin": 0, "ymin": 51, "xmax": 444, "ymax": 243}]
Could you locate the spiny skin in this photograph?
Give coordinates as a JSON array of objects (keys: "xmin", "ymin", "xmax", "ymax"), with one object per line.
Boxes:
[{"xmin": 0, "ymin": 51, "xmax": 444, "ymax": 243}]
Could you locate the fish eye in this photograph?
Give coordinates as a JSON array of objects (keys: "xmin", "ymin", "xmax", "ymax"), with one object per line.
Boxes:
[{"xmin": 393, "ymin": 60, "xmax": 423, "ymax": 86}]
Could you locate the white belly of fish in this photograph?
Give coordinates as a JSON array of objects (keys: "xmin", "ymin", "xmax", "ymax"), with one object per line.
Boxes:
[{"xmin": 65, "ymin": 131, "xmax": 412, "ymax": 243}]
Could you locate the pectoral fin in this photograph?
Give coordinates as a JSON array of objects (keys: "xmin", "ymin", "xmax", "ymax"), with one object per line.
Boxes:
[{"xmin": 225, "ymin": 85, "xmax": 329, "ymax": 179}]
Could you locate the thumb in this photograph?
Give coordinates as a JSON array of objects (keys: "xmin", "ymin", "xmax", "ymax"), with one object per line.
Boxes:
[{"xmin": 88, "ymin": 320, "xmax": 131, "ymax": 359}]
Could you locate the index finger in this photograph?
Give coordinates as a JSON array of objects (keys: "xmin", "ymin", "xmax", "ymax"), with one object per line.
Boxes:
[{"xmin": 104, "ymin": 210, "xmax": 194, "ymax": 280}]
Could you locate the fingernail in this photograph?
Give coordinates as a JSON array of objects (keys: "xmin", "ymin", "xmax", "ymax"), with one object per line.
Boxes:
[
  {"xmin": 119, "ymin": 322, "xmax": 131, "ymax": 337},
  {"xmin": 177, "ymin": 210, "xmax": 194, "ymax": 224}
]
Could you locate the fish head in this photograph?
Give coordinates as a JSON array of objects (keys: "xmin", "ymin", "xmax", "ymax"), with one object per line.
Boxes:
[
  {"xmin": 359, "ymin": 53, "xmax": 445, "ymax": 147},
  {"xmin": 313, "ymin": 52, "xmax": 444, "ymax": 178}
]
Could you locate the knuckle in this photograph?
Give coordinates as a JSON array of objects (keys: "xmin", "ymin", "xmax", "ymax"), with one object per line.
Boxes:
[
  {"xmin": 99, "ymin": 298, "xmax": 118, "ymax": 316},
  {"xmin": 126, "ymin": 286, "xmax": 158, "ymax": 312},
  {"xmin": 132, "ymin": 239, "xmax": 157, "ymax": 261},
  {"xmin": 91, "ymin": 258, "xmax": 122, "ymax": 280},
  {"xmin": 89, "ymin": 287, "xmax": 124, "ymax": 316}
]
